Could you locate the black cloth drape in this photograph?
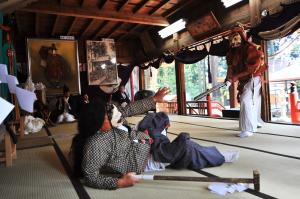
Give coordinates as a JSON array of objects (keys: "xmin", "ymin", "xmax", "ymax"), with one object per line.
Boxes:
[
  {"xmin": 209, "ymin": 39, "xmax": 230, "ymax": 56},
  {"xmin": 174, "ymin": 48, "xmax": 208, "ymax": 64},
  {"xmin": 117, "ymin": 64, "xmax": 135, "ymax": 86}
]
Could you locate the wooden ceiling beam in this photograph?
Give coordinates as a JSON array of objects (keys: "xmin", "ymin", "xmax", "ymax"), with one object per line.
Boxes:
[
  {"xmin": 101, "ymin": 0, "xmax": 136, "ymax": 39},
  {"xmin": 105, "ymin": 22, "xmax": 123, "ymax": 38},
  {"xmin": 100, "ymin": 0, "xmax": 110, "ymax": 10},
  {"xmin": 118, "ymin": 0, "xmax": 170, "ymax": 40},
  {"xmin": 115, "ymin": 0, "xmax": 150, "ymax": 40},
  {"xmin": 92, "ymin": 21, "xmax": 109, "ymax": 39},
  {"xmin": 67, "ymin": 17, "xmax": 79, "ymax": 35},
  {"xmin": 51, "ymin": 15, "xmax": 61, "ymax": 36},
  {"xmin": 81, "ymin": 19, "xmax": 96, "ymax": 38},
  {"xmin": 117, "ymin": 0, "xmax": 131, "ymax": 12},
  {"xmin": 163, "ymin": 0, "xmax": 193, "ymax": 17},
  {"xmin": 149, "ymin": 0, "xmax": 171, "ymax": 15},
  {"xmin": 21, "ymin": 3, "xmax": 169, "ymax": 26},
  {"xmin": 132, "ymin": 0, "xmax": 149, "ymax": 13}
]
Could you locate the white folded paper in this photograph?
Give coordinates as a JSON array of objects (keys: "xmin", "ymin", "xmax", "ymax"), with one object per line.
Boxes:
[
  {"xmin": 0, "ymin": 97, "xmax": 14, "ymax": 125},
  {"xmin": 16, "ymin": 87, "xmax": 37, "ymax": 113},
  {"xmin": 208, "ymin": 182, "xmax": 249, "ymax": 196},
  {"xmin": 0, "ymin": 64, "xmax": 8, "ymax": 83},
  {"xmin": 6, "ymin": 75, "xmax": 19, "ymax": 94}
]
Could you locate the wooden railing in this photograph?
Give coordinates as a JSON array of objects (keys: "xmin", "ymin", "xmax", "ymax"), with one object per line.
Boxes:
[{"xmin": 157, "ymin": 100, "xmax": 225, "ymax": 117}]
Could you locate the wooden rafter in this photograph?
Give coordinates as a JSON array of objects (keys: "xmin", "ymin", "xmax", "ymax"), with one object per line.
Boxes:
[
  {"xmin": 133, "ymin": 0, "xmax": 171, "ymax": 31},
  {"xmin": 81, "ymin": 19, "xmax": 96, "ymax": 38},
  {"xmin": 21, "ymin": 3, "xmax": 169, "ymax": 26},
  {"xmin": 80, "ymin": 0, "xmax": 87, "ymax": 7},
  {"xmin": 67, "ymin": 17, "xmax": 78, "ymax": 35},
  {"xmin": 149, "ymin": 0, "xmax": 170, "ymax": 15},
  {"xmin": 114, "ymin": 0, "xmax": 150, "ymax": 39},
  {"xmin": 92, "ymin": 21, "xmax": 109, "ymax": 39},
  {"xmin": 118, "ymin": 0, "xmax": 170, "ymax": 40},
  {"xmin": 117, "ymin": 0, "xmax": 131, "ymax": 12},
  {"xmin": 132, "ymin": 0, "xmax": 149, "ymax": 13},
  {"xmin": 105, "ymin": 22, "xmax": 123, "ymax": 38},
  {"xmin": 163, "ymin": 0, "xmax": 193, "ymax": 17},
  {"xmin": 100, "ymin": 0, "xmax": 110, "ymax": 10},
  {"xmin": 51, "ymin": 15, "xmax": 61, "ymax": 36}
]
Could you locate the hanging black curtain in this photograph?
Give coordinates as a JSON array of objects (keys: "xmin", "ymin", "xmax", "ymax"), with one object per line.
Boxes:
[
  {"xmin": 209, "ymin": 39, "xmax": 230, "ymax": 56},
  {"xmin": 174, "ymin": 48, "xmax": 208, "ymax": 64},
  {"xmin": 207, "ymin": 55, "xmax": 212, "ymax": 83},
  {"xmin": 148, "ymin": 58, "xmax": 162, "ymax": 69},
  {"xmin": 249, "ymin": 1, "xmax": 300, "ymax": 40},
  {"xmin": 162, "ymin": 52, "xmax": 175, "ymax": 64},
  {"xmin": 117, "ymin": 64, "xmax": 135, "ymax": 86}
]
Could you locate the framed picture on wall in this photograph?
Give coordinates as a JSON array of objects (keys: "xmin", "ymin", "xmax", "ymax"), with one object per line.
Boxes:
[
  {"xmin": 86, "ymin": 39, "xmax": 118, "ymax": 85},
  {"xmin": 27, "ymin": 38, "xmax": 80, "ymax": 96}
]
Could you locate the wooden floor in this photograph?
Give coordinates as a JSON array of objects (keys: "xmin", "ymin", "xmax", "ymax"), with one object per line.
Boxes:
[{"xmin": 0, "ymin": 115, "xmax": 299, "ymax": 199}]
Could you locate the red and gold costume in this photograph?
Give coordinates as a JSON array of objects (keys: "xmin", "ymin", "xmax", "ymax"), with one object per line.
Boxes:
[{"xmin": 226, "ymin": 27, "xmax": 267, "ymax": 137}]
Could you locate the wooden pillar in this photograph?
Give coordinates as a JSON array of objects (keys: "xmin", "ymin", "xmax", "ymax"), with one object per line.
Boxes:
[
  {"xmin": 250, "ymin": 0, "xmax": 271, "ymax": 121},
  {"xmin": 261, "ymin": 43, "xmax": 271, "ymax": 121},
  {"xmin": 139, "ymin": 68, "xmax": 145, "ymax": 91},
  {"xmin": 175, "ymin": 61, "xmax": 186, "ymax": 115}
]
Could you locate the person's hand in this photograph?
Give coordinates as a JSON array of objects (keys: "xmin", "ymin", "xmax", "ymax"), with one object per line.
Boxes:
[
  {"xmin": 153, "ymin": 87, "xmax": 171, "ymax": 103},
  {"xmin": 228, "ymin": 76, "xmax": 238, "ymax": 83},
  {"xmin": 117, "ymin": 172, "xmax": 140, "ymax": 188},
  {"xmin": 232, "ymin": 76, "xmax": 238, "ymax": 82}
]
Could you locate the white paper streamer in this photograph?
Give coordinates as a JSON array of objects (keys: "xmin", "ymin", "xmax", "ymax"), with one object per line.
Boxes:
[
  {"xmin": 6, "ymin": 75, "xmax": 19, "ymax": 94},
  {"xmin": 0, "ymin": 97, "xmax": 14, "ymax": 125},
  {"xmin": 16, "ymin": 87, "xmax": 37, "ymax": 113}
]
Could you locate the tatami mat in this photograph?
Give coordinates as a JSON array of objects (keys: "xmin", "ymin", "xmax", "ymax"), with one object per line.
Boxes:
[
  {"xmin": 127, "ymin": 115, "xmax": 300, "ymax": 199},
  {"xmin": 0, "ymin": 146, "xmax": 78, "ymax": 199},
  {"xmin": 2, "ymin": 115, "xmax": 300, "ymax": 199}
]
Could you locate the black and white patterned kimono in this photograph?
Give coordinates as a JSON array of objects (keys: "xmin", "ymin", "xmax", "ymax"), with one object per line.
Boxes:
[{"xmin": 82, "ymin": 98, "xmax": 156, "ymax": 190}]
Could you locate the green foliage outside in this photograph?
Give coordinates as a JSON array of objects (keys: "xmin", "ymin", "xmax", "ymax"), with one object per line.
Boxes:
[
  {"xmin": 157, "ymin": 65, "xmax": 177, "ymax": 95},
  {"xmin": 184, "ymin": 59, "xmax": 207, "ymax": 100}
]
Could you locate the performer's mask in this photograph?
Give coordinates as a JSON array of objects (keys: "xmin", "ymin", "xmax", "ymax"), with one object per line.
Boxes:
[
  {"xmin": 107, "ymin": 104, "xmax": 123, "ymax": 127},
  {"xmin": 229, "ymin": 33, "xmax": 242, "ymax": 48}
]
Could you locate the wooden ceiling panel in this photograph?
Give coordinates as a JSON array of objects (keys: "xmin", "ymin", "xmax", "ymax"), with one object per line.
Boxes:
[
  {"xmin": 21, "ymin": 2, "xmax": 169, "ymax": 26},
  {"xmin": 74, "ymin": 18, "xmax": 91, "ymax": 35},
  {"xmin": 37, "ymin": 13, "xmax": 56, "ymax": 37},
  {"xmin": 12, "ymin": 0, "xmax": 233, "ymax": 43},
  {"xmin": 81, "ymin": 0, "xmax": 99, "ymax": 7},
  {"xmin": 61, "ymin": 0, "xmax": 81, "ymax": 6},
  {"xmin": 53, "ymin": 16, "xmax": 74, "ymax": 36},
  {"xmin": 97, "ymin": 21, "xmax": 120, "ymax": 36}
]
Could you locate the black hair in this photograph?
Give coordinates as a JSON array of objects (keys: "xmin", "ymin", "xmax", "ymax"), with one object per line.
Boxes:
[
  {"xmin": 71, "ymin": 99, "xmax": 106, "ymax": 177},
  {"xmin": 63, "ymin": 85, "xmax": 70, "ymax": 94}
]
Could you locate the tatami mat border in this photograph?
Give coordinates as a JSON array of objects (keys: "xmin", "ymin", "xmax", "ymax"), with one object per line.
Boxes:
[
  {"xmin": 44, "ymin": 127, "xmax": 91, "ymax": 199},
  {"xmin": 171, "ymin": 120, "xmax": 300, "ymax": 139}
]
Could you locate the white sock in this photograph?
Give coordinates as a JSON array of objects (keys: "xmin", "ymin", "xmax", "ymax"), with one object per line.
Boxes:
[{"xmin": 221, "ymin": 151, "xmax": 240, "ymax": 163}]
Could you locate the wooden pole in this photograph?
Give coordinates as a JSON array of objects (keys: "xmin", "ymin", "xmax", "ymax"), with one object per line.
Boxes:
[
  {"xmin": 142, "ymin": 170, "xmax": 260, "ymax": 192},
  {"xmin": 175, "ymin": 60, "xmax": 186, "ymax": 115}
]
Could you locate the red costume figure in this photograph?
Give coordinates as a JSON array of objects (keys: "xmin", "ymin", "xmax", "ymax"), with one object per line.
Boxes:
[{"xmin": 226, "ymin": 26, "xmax": 267, "ymax": 138}]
